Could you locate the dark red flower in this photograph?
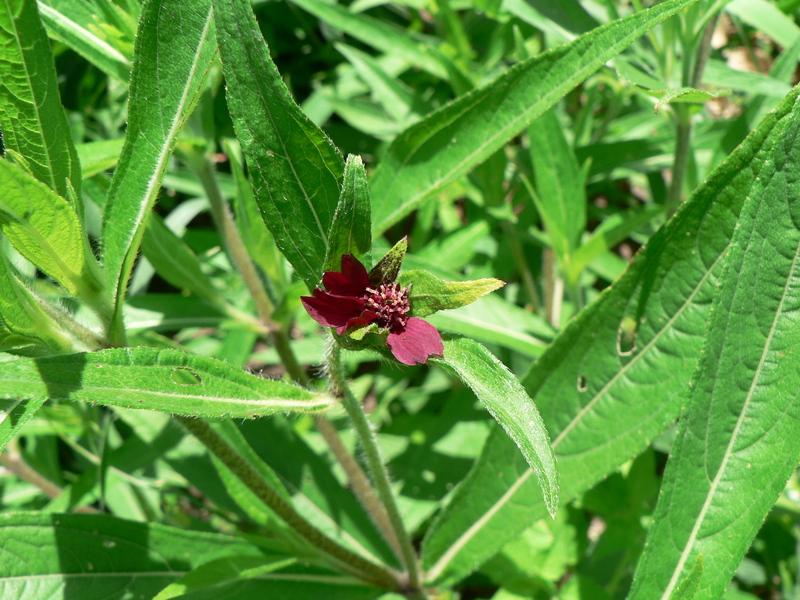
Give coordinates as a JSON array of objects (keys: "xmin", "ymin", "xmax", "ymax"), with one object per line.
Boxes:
[{"xmin": 301, "ymin": 255, "xmax": 443, "ymax": 365}]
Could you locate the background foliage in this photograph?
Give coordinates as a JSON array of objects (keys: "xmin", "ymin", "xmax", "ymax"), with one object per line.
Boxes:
[{"xmin": 2, "ymin": 0, "xmax": 800, "ymax": 599}]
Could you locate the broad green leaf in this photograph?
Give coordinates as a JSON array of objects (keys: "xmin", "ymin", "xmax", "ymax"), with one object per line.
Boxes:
[
  {"xmin": 0, "ymin": 398, "xmax": 45, "ymax": 454},
  {"xmin": 0, "ymin": 347, "xmax": 336, "ymax": 418},
  {"xmin": 224, "ymin": 139, "xmax": 288, "ymax": 293},
  {"xmin": 215, "ymin": 0, "xmax": 344, "ymax": 291},
  {"xmin": 419, "ymin": 83, "xmax": 800, "ymax": 587},
  {"xmin": 36, "ymin": 0, "xmax": 132, "ymax": 83},
  {"xmin": 323, "ymin": 154, "xmax": 372, "ymax": 272},
  {"xmin": 291, "ymin": 0, "xmax": 447, "ymax": 79},
  {"xmin": 431, "ymin": 337, "xmax": 558, "ymax": 517},
  {"xmin": 0, "ymin": 159, "xmax": 100, "ymax": 300},
  {"xmin": 101, "ymin": 0, "xmax": 216, "ymax": 342},
  {"xmin": 76, "ymin": 138, "xmax": 124, "ymax": 179},
  {"xmin": 396, "ymin": 270, "xmax": 504, "ymax": 318},
  {"xmin": 369, "ymin": 0, "xmax": 700, "ymax": 234},
  {"xmin": 0, "ymin": 0, "xmax": 81, "ymax": 203},
  {"xmin": 628, "ymin": 92, "xmax": 800, "ymax": 599},
  {"xmin": 526, "ymin": 107, "xmax": 586, "ymax": 266},
  {"xmin": 0, "ymin": 512, "xmax": 265, "ymax": 600},
  {"xmin": 140, "ymin": 214, "xmax": 229, "ymax": 311}
]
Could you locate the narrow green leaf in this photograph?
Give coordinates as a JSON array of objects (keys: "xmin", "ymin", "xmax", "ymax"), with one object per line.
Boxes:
[
  {"xmin": 368, "ymin": 237, "xmax": 407, "ymax": 285},
  {"xmin": 224, "ymin": 139, "xmax": 288, "ymax": 293},
  {"xmin": 0, "ymin": 0, "xmax": 81, "ymax": 205},
  {"xmin": 396, "ymin": 270, "xmax": 504, "ymax": 317},
  {"xmin": 0, "ymin": 348, "xmax": 336, "ymax": 418},
  {"xmin": 140, "ymin": 214, "xmax": 228, "ymax": 311},
  {"xmin": 726, "ymin": 0, "xmax": 800, "ymax": 48},
  {"xmin": 431, "ymin": 337, "xmax": 558, "ymax": 517},
  {"xmin": 629, "ymin": 92, "xmax": 800, "ymax": 599},
  {"xmin": 0, "ymin": 512, "xmax": 265, "ymax": 600},
  {"xmin": 215, "ymin": 0, "xmax": 344, "ymax": 291},
  {"xmin": 0, "ymin": 397, "xmax": 45, "ymax": 454},
  {"xmin": 0, "ymin": 252, "xmax": 72, "ymax": 354},
  {"xmin": 419, "ymin": 83, "xmax": 800, "ymax": 588},
  {"xmin": 527, "ymin": 107, "xmax": 586, "ymax": 263},
  {"xmin": 290, "ymin": 0, "xmax": 447, "ymax": 79},
  {"xmin": 370, "ymin": 0, "xmax": 700, "ymax": 234},
  {"xmin": 36, "ymin": 0, "xmax": 132, "ymax": 83},
  {"xmin": 153, "ymin": 555, "xmax": 296, "ymax": 600},
  {"xmin": 101, "ymin": 0, "xmax": 216, "ymax": 341},
  {"xmin": 76, "ymin": 138, "xmax": 125, "ymax": 179},
  {"xmin": 0, "ymin": 159, "xmax": 99, "ymax": 300},
  {"xmin": 323, "ymin": 154, "xmax": 372, "ymax": 272},
  {"xmin": 648, "ymin": 87, "xmax": 730, "ymax": 113}
]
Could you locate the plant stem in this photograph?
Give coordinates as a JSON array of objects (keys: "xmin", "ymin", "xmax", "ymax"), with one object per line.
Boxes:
[
  {"xmin": 175, "ymin": 415, "xmax": 401, "ymax": 591},
  {"xmin": 313, "ymin": 413, "xmax": 405, "ymax": 561},
  {"xmin": 327, "ymin": 340, "xmax": 422, "ymax": 593}
]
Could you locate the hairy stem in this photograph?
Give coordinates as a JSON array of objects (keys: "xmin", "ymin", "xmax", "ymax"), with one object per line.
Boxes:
[
  {"xmin": 175, "ymin": 415, "xmax": 401, "ymax": 590},
  {"xmin": 327, "ymin": 340, "xmax": 422, "ymax": 592}
]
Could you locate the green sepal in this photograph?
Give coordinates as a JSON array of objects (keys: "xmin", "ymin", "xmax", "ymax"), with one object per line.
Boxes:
[
  {"xmin": 396, "ymin": 270, "xmax": 505, "ymax": 317},
  {"xmin": 368, "ymin": 237, "xmax": 407, "ymax": 285}
]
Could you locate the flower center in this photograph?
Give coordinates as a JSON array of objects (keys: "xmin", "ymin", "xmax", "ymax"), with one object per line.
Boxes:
[{"xmin": 364, "ymin": 283, "xmax": 410, "ymax": 331}]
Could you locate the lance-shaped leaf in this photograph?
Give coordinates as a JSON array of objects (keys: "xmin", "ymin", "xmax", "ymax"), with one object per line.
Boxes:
[
  {"xmin": 36, "ymin": 0, "xmax": 132, "ymax": 83},
  {"xmin": 0, "ymin": 512, "xmax": 271, "ymax": 600},
  {"xmin": 323, "ymin": 155, "xmax": 372, "ymax": 273},
  {"xmin": 0, "ymin": 0, "xmax": 81, "ymax": 204},
  {"xmin": 431, "ymin": 337, "xmax": 558, "ymax": 517},
  {"xmin": 0, "ymin": 159, "xmax": 100, "ymax": 301},
  {"xmin": 397, "ymin": 270, "xmax": 504, "ymax": 318},
  {"xmin": 369, "ymin": 0, "xmax": 699, "ymax": 234},
  {"xmin": 101, "ymin": 0, "xmax": 216, "ymax": 342},
  {"xmin": 419, "ymin": 82, "xmax": 800, "ymax": 588},
  {"xmin": 215, "ymin": 0, "xmax": 344, "ymax": 291},
  {"xmin": 628, "ymin": 92, "xmax": 800, "ymax": 600},
  {"xmin": 0, "ymin": 398, "xmax": 45, "ymax": 454},
  {"xmin": 0, "ymin": 347, "xmax": 336, "ymax": 418}
]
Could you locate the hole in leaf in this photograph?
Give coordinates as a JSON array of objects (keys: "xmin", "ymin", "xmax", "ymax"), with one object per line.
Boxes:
[
  {"xmin": 617, "ymin": 316, "xmax": 638, "ymax": 356},
  {"xmin": 171, "ymin": 368, "xmax": 202, "ymax": 386},
  {"xmin": 577, "ymin": 375, "xmax": 588, "ymax": 392}
]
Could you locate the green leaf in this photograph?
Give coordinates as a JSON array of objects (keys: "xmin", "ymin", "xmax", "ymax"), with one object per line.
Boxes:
[
  {"xmin": 526, "ymin": 107, "xmax": 586, "ymax": 264},
  {"xmin": 647, "ymin": 87, "xmax": 730, "ymax": 113},
  {"xmin": 0, "ymin": 512, "xmax": 266, "ymax": 599},
  {"xmin": 0, "ymin": 398, "xmax": 45, "ymax": 454},
  {"xmin": 0, "ymin": 159, "xmax": 99, "ymax": 300},
  {"xmin": 0, "ymin": 0, "xmax": 81, "ymax": 204},
  {"xmin": 290, "ymin": 0, "xmax": 448, "ymax": 79},
  {"xmin": 0, "ymin": 348, "xmax": 336, "ymax": 418},
  {"xmin": 224, "ymin": 139, "xmax": 288, "ymax": 293},
  {"xmin": 76, "ymin": 138, "xmax": 125, "ymax": 179},
  {"xmin": 396, "ymin": 270, "xmax": 504, "ymax": 318},
  {"xmin": 101, "ymin": 0, "xmax": 216, "ymax": 342},
  {"xmin": 140, "ymin": 214, "xmax": 229, "ymax": 311},
  {"xmin": 726, "ymin": 0, "xmax": 800, "ymax": 48},
  {"xmin": 628, "ymin": 90, "xmax": 800, "ymax": 599},
  {"xmin": 36, "ymin": 0, "xmax": 132, "ymax": 83},
  {"xmin": 419, "ymin": 81, "xmax": 800, "ymax": 588},
  {"xmin": 0, "ymin": 252, "xmax": 73, "ymax": 354},
  {"xmin": 215, "ymin": 0, "xmax": 344, "ymax": 291},
  {"xmin": 431, "ymin": 337, "xmax": 558, "ymax": 517},
  {"xmin": 367, "ymin": 237, "xmax": 407, "ymax": 286},
  {"xmin": 369, "ymin": 0, "xmax": 700, "ymax": 234},
  {"xmin": 323, "ymin": 154, "xmax": 372, "ymax": 272}
]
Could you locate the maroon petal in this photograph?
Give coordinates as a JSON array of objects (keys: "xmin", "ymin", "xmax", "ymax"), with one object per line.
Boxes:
[
  {"xmin": 386, "ymin": 317, "xmax": 444, "ymax": 365},
  {"xmin": 340, "ymin": 254, "xmax": 370, "ymax": 289},
  {"xmin": 301, "ymin": 290, "xmax": 364, "ymax": 328}
]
